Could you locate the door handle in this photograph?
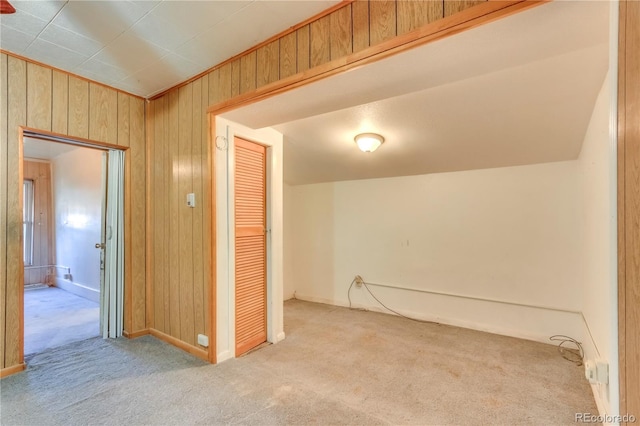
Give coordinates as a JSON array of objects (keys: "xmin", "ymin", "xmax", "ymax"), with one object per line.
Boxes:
[{"xmin": 95, "ymin": 243, "xmax": 105, "ymax": 249}]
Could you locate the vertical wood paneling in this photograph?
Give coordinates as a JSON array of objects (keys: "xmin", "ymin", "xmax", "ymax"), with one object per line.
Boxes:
[
  {"xmin": 208, "ymin": 69, "xmax": 221, "ymax": 106},
  {"xmin": 297, "ymin": 25, "xmax": 311, "ymax": 73},
  {"xmin": 168, "ymin": 90, "xmax": 181, "ymax": 339},
  {"xmin": 310, "ymin": 15, "xmax": 331, "ymax": 68},
  {"xmin": 352, "ymin": 0, "xmax": 370, "ymax": 53},
  {"xmin": 130, "ymin": 96, "xmax": 145, "ymax": 332},
  {"xmin": 26, "ymin": 63, "xmax": 52, "ymax": 131},
  {"xmin": 23, "ymin": 161, "xmax": 52, "ymax": 285},
  {"xmin": 6, "ymin": 56, "xmax": 26, "ymax": 367},
  {"xmin": 444, "ymin": 0, "xmax": 485, "ymax": 17},
  {"xmin": 397, "ymin": 0, "xmax": 444, "ymax": 35},
  {"xmin": 240, "ymin": 51, "xmax": 257, "ymax": 95},
  {"xmin": 178, "ymin": 84, "xmax": 195, "ymax": 345},
  {"xmin": 2, "ymin": 53, "xmax": 147, "ymax": 373},
  {"xmin": 68, "ymin": 76, "xmax": 89, "ymax": 139},
  {"xmin": 0, "ymin": 53, "xmax": 8, "ymax": 369},
  {"xmin": 219, "ymin": 63, "xmax": 232, "ymax": 103},
  {"xmin": 231, "ymin": 59, "xmax": 240, "ymax": 99},
  {"xmin": 330, "ymin": 5, "xmax": 353, "ymax": 60},
  {"xmin": 370, "ymin": 0, "xmax": 397, "ymax": 45},
  {"xmin": 152, "ymin": 97, "xmax": 166, "ymax": 333},
  {"xmin": 89, "ymin": 83, "xmax": 117, "ymax": 144},
  {"xmin": 51, "ymin": 71, "xmax": 68, "ymax": 135},
  {"xmin": 280, "ymin": 32, "xmax": 297, "ymax": 79},
  {"xmin": 117, "ymin": 92, "xmax": 130, "ymax": 148},
  {"xmin": 162, "ymin": 94, "xmax": 171, "ymax": 333},
  {"xmin": 257, "ymin": 40, "xmax": 280, "ymax": 88},
  {"xmin": 191, "ymin": 77, "xmax": 205, "ymax": 342},
  {"xmin": 124, "ymin": 133, "xmax": 132, "ymax": 335}
]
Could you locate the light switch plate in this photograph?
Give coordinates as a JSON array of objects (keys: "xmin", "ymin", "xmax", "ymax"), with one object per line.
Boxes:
[{"xmin": 187, "ymin": 193, "xmax": 195, "ymax": 208}]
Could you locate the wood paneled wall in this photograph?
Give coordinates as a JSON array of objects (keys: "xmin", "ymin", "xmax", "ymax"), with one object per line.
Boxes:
[
  {"xmin": 0, "ymin": 53, "xmax": 146, "ymax": 372},
  {"xmin": 22, "ymin": 160, "xmax": 53, "ymax": 285},
  {"xmin": 147, "ymin": 0, "xmax": 486, "ymax": 356},
  {"xmin": 147, "ymin": 75, "xmax": 210, "ymax": 356}
]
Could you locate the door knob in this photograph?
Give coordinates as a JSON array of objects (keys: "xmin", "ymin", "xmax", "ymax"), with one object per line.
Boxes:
[{"xmin": 95, "ymin": 243, "xmax": 105, "ymax": 249}]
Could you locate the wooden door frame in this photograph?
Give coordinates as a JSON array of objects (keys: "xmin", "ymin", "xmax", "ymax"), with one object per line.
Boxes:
[
  {"xmin": 15, "ymin": 127, "xmax": 130, "ymax": 368},
  {"xmin": 617, "ymin": 0, "xmax": 639, "ymax": 420},
  {"xmin": 210, "ymin": 117, "xmax": 284, "ymax": 363}
]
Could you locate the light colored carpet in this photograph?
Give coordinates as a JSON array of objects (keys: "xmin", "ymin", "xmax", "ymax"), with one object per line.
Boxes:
[
  {"xmin": 24, "ymin": 286, "xmax": 100, "ymax": 355},
  {"xmin": 1, "ymin": 299, "xmax": 596, "ymax": 425}
]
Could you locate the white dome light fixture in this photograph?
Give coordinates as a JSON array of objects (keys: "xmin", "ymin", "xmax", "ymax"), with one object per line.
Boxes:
[{"xmin": 354, "ymin": 133, "xmax": 384, "ymax": 153}]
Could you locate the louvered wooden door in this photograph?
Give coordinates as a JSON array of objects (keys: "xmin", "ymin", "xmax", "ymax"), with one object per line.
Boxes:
[{"xmin": 234, "ymin": 137, "xmax": 267, "ymax": 356}]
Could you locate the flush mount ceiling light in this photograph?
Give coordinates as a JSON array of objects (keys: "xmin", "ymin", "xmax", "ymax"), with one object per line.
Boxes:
[{"xmin": 354, "ymin": 133, "xmax": 384, "ymax": 153}]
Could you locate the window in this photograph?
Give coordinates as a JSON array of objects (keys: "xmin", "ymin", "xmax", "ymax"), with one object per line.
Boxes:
[{"xmin": 23, "ymin": 179, "xmax": 34, "ymax": 266}]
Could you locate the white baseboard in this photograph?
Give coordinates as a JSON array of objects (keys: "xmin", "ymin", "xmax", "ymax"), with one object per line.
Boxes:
[
  {"xmin": 293, "ymin": 293, "xmax": 582, "ymax": 347},
  {"xmin": 581, "ymin": 317, "xmax": 613, "ymax": 420},
  {"xmin": 216, "ymin": 350, "xmax": 233, "ymax": 364},
  {"xmin": 53, "ymin": 278, "xmax": 100, "ymax": 303},
  {"xmin": 276, "ymin": 331, "xmax": 286, "ymax": 342}
]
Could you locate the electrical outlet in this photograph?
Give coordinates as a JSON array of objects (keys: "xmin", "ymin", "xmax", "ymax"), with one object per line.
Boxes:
[
  {"xmin": 197, "ymin": 334, "xmax": 209, "ymax": 347},
  {"xmin": 354, "ymin": 275, "xmax": 364, "ymax": 287},
  {"xmin": 585, "ymin": 360, "xmax": 609, "ymax": 385}
]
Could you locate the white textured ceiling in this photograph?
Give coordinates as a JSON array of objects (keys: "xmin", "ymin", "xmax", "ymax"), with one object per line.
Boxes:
[
  {"xmin": 0, "ymin": 0, "xmax": 339, "ymax": 97},
  {"xmin": 23, "ymin": 136, "xmax": 79, "ymax": 160},
  {"xmin": 221, "ymin": 1, "xmax": 610, "ymax": 185}
]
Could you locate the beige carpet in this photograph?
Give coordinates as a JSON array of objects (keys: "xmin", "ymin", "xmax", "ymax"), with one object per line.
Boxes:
[{"xmin": 1, "ymin": 299, "xmax": 597, "ymax": 425}]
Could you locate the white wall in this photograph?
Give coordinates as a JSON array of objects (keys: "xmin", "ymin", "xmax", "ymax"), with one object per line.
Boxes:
[
  {"xmin": 290, "ymin": 161, "xmax": 586, "ymax": 343},
  {"xmin": 283, "ymin": 182, "xmax": 295, "ymax": 300},
  {"xmin": 578, "ymin": 69, "xmax": 618, "ymax": 416},
  {"xmin": 52, "ymin": 147, "xmax": 104, "ymax": 302}
]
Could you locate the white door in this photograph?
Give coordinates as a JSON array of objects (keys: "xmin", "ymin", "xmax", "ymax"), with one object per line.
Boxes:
[{"xmin": 100, "ymin": 149, "xmax": 125, "ymax": 338}]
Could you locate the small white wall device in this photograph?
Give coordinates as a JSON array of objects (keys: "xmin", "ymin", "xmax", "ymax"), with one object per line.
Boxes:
[
  {"xmin": 197, "ymin": 334, "xmax": 209, "ymax": 347},
  {"xmin": 585, "ymin": 360, "xmax": 609, "ymax": 384},
  {"xmin": 187, "ymin": 193, "xmax": 196, "ymax": 208}
]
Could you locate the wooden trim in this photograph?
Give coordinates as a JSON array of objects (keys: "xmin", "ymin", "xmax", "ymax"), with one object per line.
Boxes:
[
  {"xmin": 20, "ymin": 126, "xmax": 124, "ymax": 151},
  {"xmin": 0, "ymin": 50, "xmax": 144, "ymax": 100},
  {"xmin": 618, "ymin": 0, "xmax": 640, "ymax": 420},
  {"xmin": 123, "ymin": 329, "xmax": 150, "ymax": 339},
  {"xmin": 618, "ymin": 0, "xmax": 627, "ymax": 417},
  {"xmin": 18, "ymin": 126, "xmax": 134, "ymax": 357},
  {"xmin": 17, "ymin": 130, "xmax": 24, "ymax": 364},
  {"xmin": 208, "ymin": 0, "xmax": 545, "ymax": 115},
  {"xmin": 149, "ymin": 328, "xmax": 209, "ymax": 361},
  {"xmin": 0, "ymin": 363, "xmax": 26, "ymax": 379},
  {"xmin": 123, "ymin": 150, "xmax": 133, "ymax": 334},
  {"xmin": 208, "ymin": 117, "xmax": 216, "ymax": 364}
]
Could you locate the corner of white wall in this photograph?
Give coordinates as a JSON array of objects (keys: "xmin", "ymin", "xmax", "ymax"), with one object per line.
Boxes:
[{"xmin": 577, "ymin": 1, "xmax": 619, "ymax": 417}]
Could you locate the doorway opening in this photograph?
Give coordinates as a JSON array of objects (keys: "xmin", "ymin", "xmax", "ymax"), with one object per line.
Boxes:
[{"xmin": 21, "ymin": 130, "xmax": 125, "ymax": 358}]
